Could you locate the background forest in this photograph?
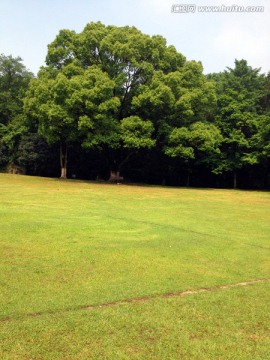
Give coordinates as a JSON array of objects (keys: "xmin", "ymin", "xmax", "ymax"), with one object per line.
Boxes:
[{"xmin": 1, "ymin": 22, "xmax": 270, "ymax": 189}]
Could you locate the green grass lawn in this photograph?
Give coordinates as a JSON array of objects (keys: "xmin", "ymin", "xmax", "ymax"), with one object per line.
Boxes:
[{"xmin": 0, "ymin": 174, "xmax": 269, "ymax": 359}]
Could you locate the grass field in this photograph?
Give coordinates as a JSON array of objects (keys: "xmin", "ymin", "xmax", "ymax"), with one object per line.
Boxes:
[{"xmin": 0, "ymin": 174, "xmax": 269, "ymax": 359}]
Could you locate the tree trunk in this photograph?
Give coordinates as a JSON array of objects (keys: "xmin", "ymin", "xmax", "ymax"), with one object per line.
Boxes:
[
  {"xmin": 108, "ymin": 170, "xmax": 123, "ymax": 183},
  {"xmin": 108, "ymin": 151, "xmax": 137, "ymax": 183},
  {"xmin": 60, "ymin": 141, "xmax": 67, "ymax": 179},
  {"xmin": 186, "ymin": 171, "xmax": 191, "ymax": 187},
  {"xmin": 233, "ymin": 170, "xmax": 237, "ymax": 189}
]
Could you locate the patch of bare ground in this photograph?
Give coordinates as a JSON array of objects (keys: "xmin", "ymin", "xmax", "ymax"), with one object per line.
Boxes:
[{"xmin": 1, "ymin": 278, "xmax": 269, "ymax": 323}]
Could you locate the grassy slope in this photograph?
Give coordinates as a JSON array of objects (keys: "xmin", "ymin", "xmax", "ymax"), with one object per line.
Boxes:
[{"xmin": 0, "ymin": 174, "xmax": 269, "ymax": 359}]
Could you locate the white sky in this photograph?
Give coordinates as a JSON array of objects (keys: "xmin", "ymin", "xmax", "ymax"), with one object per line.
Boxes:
[{"xmin": 0, "ymin": 0, "xmax": 269, "ymax": 75}]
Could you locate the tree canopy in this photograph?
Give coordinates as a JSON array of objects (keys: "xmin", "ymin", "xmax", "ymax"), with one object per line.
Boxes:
[
  {"xmin": 1, "ymin": 22, "xmax": 270, "ymax": 189},
  {"xmin": 0, "ymin": 54, "xmax": 34, "ymax": 169},
  {"xmin": 208, "ymin": 60, "xmax": 268, "ymax": 188}
]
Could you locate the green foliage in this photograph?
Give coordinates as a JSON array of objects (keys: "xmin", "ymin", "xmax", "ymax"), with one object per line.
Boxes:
[
  {"xmin": 209, "ymin": 60, "xmax": 267, "ymax": 184},
  {"xmin": 46, "ymin": 29, "xmax": 76, "ymax": 70},
  {"xmin": 24, "ymin": 65, "xmax": 120, "ymax": 149},
  {"xmin": 257, "ymin": 74, "xmax": 270, "ymax": 159},
  {"xmin": 132, "ymin": 60, "xmax": 218, "ymax": 170},
  {"xmin": 0, "ymin": 54, "xmax": 33, "ymax": 126},
  {"xmin": 0, "ymin": 55, "xmax": 34, "ymax": 167},
  {"xmin": 165, "ymin": 127, "xmax": 194, "ymax": 159},
  {"xmin": 1, "ymin": 24, "xmax": 270, "ymax": 186},
  {"xmin": 42, "ymin": 22, "xmax": 188, "ymax": 174},
  {"xmin": 165, "ymin": 122, "xmax": 222, "ymax": 165},
  {"xmin": 120, "ymin": 116, "xmax": 155, "ymax": 149}
]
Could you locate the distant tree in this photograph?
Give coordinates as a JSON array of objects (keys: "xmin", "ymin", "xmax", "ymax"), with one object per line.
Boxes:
[
  {"xmin": 16, "ymin": 133, "xmax": 53, "ymax": 175},
  {"xmin": 208, "ymin": 60, "xmax": 266, "ymax": 188},
  {"xmin": 255, "ymin": 72, "xmax": 270, "ymax": 186},
  {"xmin": 0, "ymin": 54, "xmax": 34, "ymax": 168},
  {"xmin": 0, "ymin": 54, "xmax": 33, "ymax": 125},
  {"xmin": 165, "ymin": 122, "xmax": 222, "ymax": 186}
]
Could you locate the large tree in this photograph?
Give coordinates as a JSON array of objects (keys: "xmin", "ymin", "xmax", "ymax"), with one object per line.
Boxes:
[
  {"xmin": 132, "ymin": 60, "xmax": 219, "ymax": 184},
  {"xmin": 21, "ymin": 23, "xmax": 270, "ymax": 187},
  {"xmin": 43, "ymin": 22, "xmax": 185, "ymax": 178},
  {"xmin": 24, "ymin": 64, "xmax": 119, "ymax": 178}
]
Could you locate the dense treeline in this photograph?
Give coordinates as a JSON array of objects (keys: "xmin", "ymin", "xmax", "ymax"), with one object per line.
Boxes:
[{"xmin": 1, "ymin": 22, "xmax": 269, "ymax": 188}]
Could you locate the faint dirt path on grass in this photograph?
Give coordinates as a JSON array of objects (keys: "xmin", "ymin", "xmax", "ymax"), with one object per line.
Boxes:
[{"xmin": 1, "ymin": 278, "xmax": 269, "ymax": 323}]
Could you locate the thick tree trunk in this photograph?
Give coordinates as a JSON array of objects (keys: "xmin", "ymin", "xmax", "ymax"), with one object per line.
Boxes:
[
  {"xmin": 108, "ymin": 170, "xmax": 123, "ymax": 183},
  {"xmin": 233, "ymin": 170, "xmax": 237, "ymax": 189},
  {"xmin": 60, "ymin": 142, "xmax": 68, "ymax": 179},
  {"xmin": 60, "ymin": 166, "xmax": 67, "ymax": 179},
  {"xmin": 108, "ymin": 151, "xmax": 137, "ymax": 183}
]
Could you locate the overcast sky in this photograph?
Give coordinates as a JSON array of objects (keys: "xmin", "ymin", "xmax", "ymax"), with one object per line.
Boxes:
[{"xmin": 1, "ymin": 0, "xmax": 269, "ymax": 75}]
